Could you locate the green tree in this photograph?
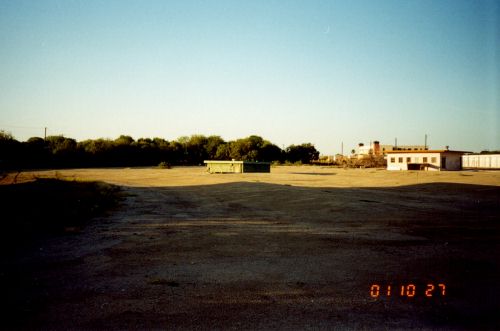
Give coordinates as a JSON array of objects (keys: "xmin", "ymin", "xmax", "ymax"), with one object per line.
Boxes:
[
  {"xmin": 44, "ymin": 135, "xmax": 78, "ymax": 167},
  {"xmin": 0, "ymin": 130, "xmax": 14, "ymax": 142},
  {"xmin": 169, "ymin": 140, "xmax": 185, "ymax": 164},
  {"xmin": 114, "ymin": 135, "xmax": 134, "ymax": 146},
  {"xmin": 0, "ymin": 131, "xmax": 21, "ymax": 168},
  {"xmin": 46, "ymin": 136, "xmax": 77, "ymax": 155},
  {"xmin": 229, "ymin": 135, "xmax": 265, "ymax": 161},
  {"xmin": 24, "ymin": 137, "xmax": 48, "ymax": 167},
  {"xmin": 183, "ymin": 135, "xmax": 208, "ymax": 164},
  {"xmin": 260, "ymin": 141, "xmax": 283, "ymax": 162},
  {"xmin": 153, "ymin": 137, "xmax": 170, "ymax": 149},
  {"xmin": 79, "ymin": 138, "xmax": 113, "ymax": 155},
  {"xmin": 285, "ymin": 143, "xmax": 319, "ymax": 164},
  {"xmin": 205, "ymin": 135, "xmax": 225, "ymax": 160},
  {"xmin": 78, "ymin": 138, "xmax": 114, "ymax": 166},
  {"xmin": 215, "ymin": 143, "xmax": 231, "ymax": 160},
  {"xmin": 26, "ymin": 136, "xmax": 45, "ymax": 147},
  {"xmin": 150, "ymin": 138, "xmax": 171, "ymax": 163},
  {"xmin": 111, "ymin": 135, "xmax": 137, "ymax": 166}
]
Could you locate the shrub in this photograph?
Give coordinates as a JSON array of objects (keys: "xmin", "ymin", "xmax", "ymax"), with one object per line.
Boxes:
[{"xmin": 158, "ymin": 161, "xmax": 171, "ymax": 169}]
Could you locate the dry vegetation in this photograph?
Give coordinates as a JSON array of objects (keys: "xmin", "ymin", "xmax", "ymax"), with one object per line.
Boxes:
[
  {"xmin": 0, "ymin": 176, "xmax": 120, "ymax": 236},
  {"xmin": 1, "ymin": 166, "xmax": 499, "ymax": 330}
]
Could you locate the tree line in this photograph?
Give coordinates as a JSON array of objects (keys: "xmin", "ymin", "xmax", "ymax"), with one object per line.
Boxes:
[{"xmin": 0, "ymin": 131, "xmax": 319, "ymax": 169}]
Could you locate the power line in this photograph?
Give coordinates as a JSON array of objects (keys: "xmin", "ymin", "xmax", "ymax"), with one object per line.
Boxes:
[
  {"xmin": 0, "ymin": 124, "xmax": 49, "ymax": 140},
  {"xmin": 0, "ymin": 124, "xmax": 45, "ymax": 130}
]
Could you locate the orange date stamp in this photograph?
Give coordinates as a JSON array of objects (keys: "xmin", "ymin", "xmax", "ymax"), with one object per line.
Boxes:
[{"xmin": 370, "ymin": 283, "xmax": 446, "ymax": 298}]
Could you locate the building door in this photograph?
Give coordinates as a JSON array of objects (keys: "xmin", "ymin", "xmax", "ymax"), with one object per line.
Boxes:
[{"xmin": 441, "ymin": 157, "xmax": 446, "ymax": 169}]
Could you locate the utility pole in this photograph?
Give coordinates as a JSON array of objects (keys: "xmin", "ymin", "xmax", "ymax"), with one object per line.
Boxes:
[
  {"xmin": 341, "ymin": 141, "xmax": 343, "ymax": 156},
  {"xmin": 395, "ymin": 137, "xmax": 397, "ymax": 148},
  {"xmin": 424, "ymin": 134, "xmax": 428, "ymax": 150},
  {"xmin": 44, "ymin": 127, "xmax": 47, "ymax": 140}
]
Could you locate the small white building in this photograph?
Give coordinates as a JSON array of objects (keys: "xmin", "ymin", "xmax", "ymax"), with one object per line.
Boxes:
[
  {"xmin": 462, "ymin": 154, "xmax": 500, "ymax": 169},
  {"xmin": 386, "ymin": 150, "xmax": 469, "ymax": 171},
  {"xmin": 204, "ymin": 160, "xmax": 271, "ymax": 173}
]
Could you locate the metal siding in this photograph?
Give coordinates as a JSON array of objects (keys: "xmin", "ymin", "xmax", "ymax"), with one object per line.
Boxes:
[{"xmin": 462, "ymin": 154, "xmax": 500, "ymax": 169}]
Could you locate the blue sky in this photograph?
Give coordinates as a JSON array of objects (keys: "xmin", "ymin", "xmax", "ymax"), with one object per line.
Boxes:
[{"xmin": 0, "ymin": 0, "xmax": 498, "ymax": 154}]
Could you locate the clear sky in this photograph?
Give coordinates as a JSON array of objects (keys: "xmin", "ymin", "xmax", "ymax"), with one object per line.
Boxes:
[{"xmin": 1, "ymin": 0, "xmax": 498, "ymax": 154}]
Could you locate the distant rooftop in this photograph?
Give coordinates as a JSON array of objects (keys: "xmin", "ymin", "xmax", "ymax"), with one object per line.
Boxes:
[{"xmin": 385, "ymin": 150, "xmax": 471, "ymax": 154}]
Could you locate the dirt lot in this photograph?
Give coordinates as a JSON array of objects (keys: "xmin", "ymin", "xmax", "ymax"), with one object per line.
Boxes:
[{"xmin": 1, "ymin": 166, "xmax": 500, "ymax": 330}]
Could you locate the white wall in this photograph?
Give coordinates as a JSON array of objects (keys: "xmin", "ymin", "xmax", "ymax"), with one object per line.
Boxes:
[
  {"xmin": 387, "ymin": 152, "xmax": 442, "ymax": 171},
  {"xmin": 462, "ymin": 154, "xmax": 500, "ymax": 169},
  {"xmin": 387, "ymin": 152, "xmax": 463, "ymax": 171}
]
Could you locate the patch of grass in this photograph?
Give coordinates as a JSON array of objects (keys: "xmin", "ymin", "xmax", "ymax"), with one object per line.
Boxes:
[{"xmin": 0, "ymin": 178, "xmax": 121, "ymax": 245}]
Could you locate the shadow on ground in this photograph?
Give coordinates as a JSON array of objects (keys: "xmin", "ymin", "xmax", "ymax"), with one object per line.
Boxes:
[{"xmin": 1, "ymin": 180, "xmax": 499, "ymax": 330}]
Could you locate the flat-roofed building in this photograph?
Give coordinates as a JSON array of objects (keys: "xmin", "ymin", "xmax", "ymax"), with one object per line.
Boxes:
[
  {"xmin": 462, "ymin": 154, "xmax": 500, "ymax": 169},
  {"xmin": 386, "ymin": 149, "xmax": 469, "ymax": 171},
  {"xmin": 204, "ymin": 160, "xmax": 271, "ymax": 173},
  {"xmin": 356, "ymin": 141, "xmax": 427, "ymax": 158}
]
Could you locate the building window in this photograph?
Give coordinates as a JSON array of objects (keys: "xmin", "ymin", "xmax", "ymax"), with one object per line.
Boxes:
[
  {"xmin": 431, "ymin": 157, "xmax": 436, "ymax": 163},
  {"xmin": 390, "ymin": 157, "xmax": 395, "ymax": 163},
  {"xmin": 398, "ymin": 157, "xmax": 403, "ymax": 163},
  {"xmin": 423, "ymin": 157, "xmax": 428, "ymax": 163},
  {"xmin": 406, "ymin": 157, "xmax": 411, "ymax": 163}
]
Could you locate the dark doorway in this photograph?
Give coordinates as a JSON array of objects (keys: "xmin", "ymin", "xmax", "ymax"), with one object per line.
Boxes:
[{"xmin": 408, "ymin": 164, "xmax": 421, "ymax": 170}]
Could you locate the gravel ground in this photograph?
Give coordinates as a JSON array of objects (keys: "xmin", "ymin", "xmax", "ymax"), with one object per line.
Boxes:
[{"xmin": 1, "ymin": 166, "xmax": 499, "ymax": 330}]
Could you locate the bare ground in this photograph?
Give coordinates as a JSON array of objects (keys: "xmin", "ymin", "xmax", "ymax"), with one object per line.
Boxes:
[{"xmin": 1, "ymin": 166, "xmax": 499, "ymax": 330}]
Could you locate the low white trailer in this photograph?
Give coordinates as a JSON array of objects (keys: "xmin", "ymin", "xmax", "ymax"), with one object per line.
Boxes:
[{"xmin": 462, "ymin": 154, "xmax": 500, "ymax": 169}]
